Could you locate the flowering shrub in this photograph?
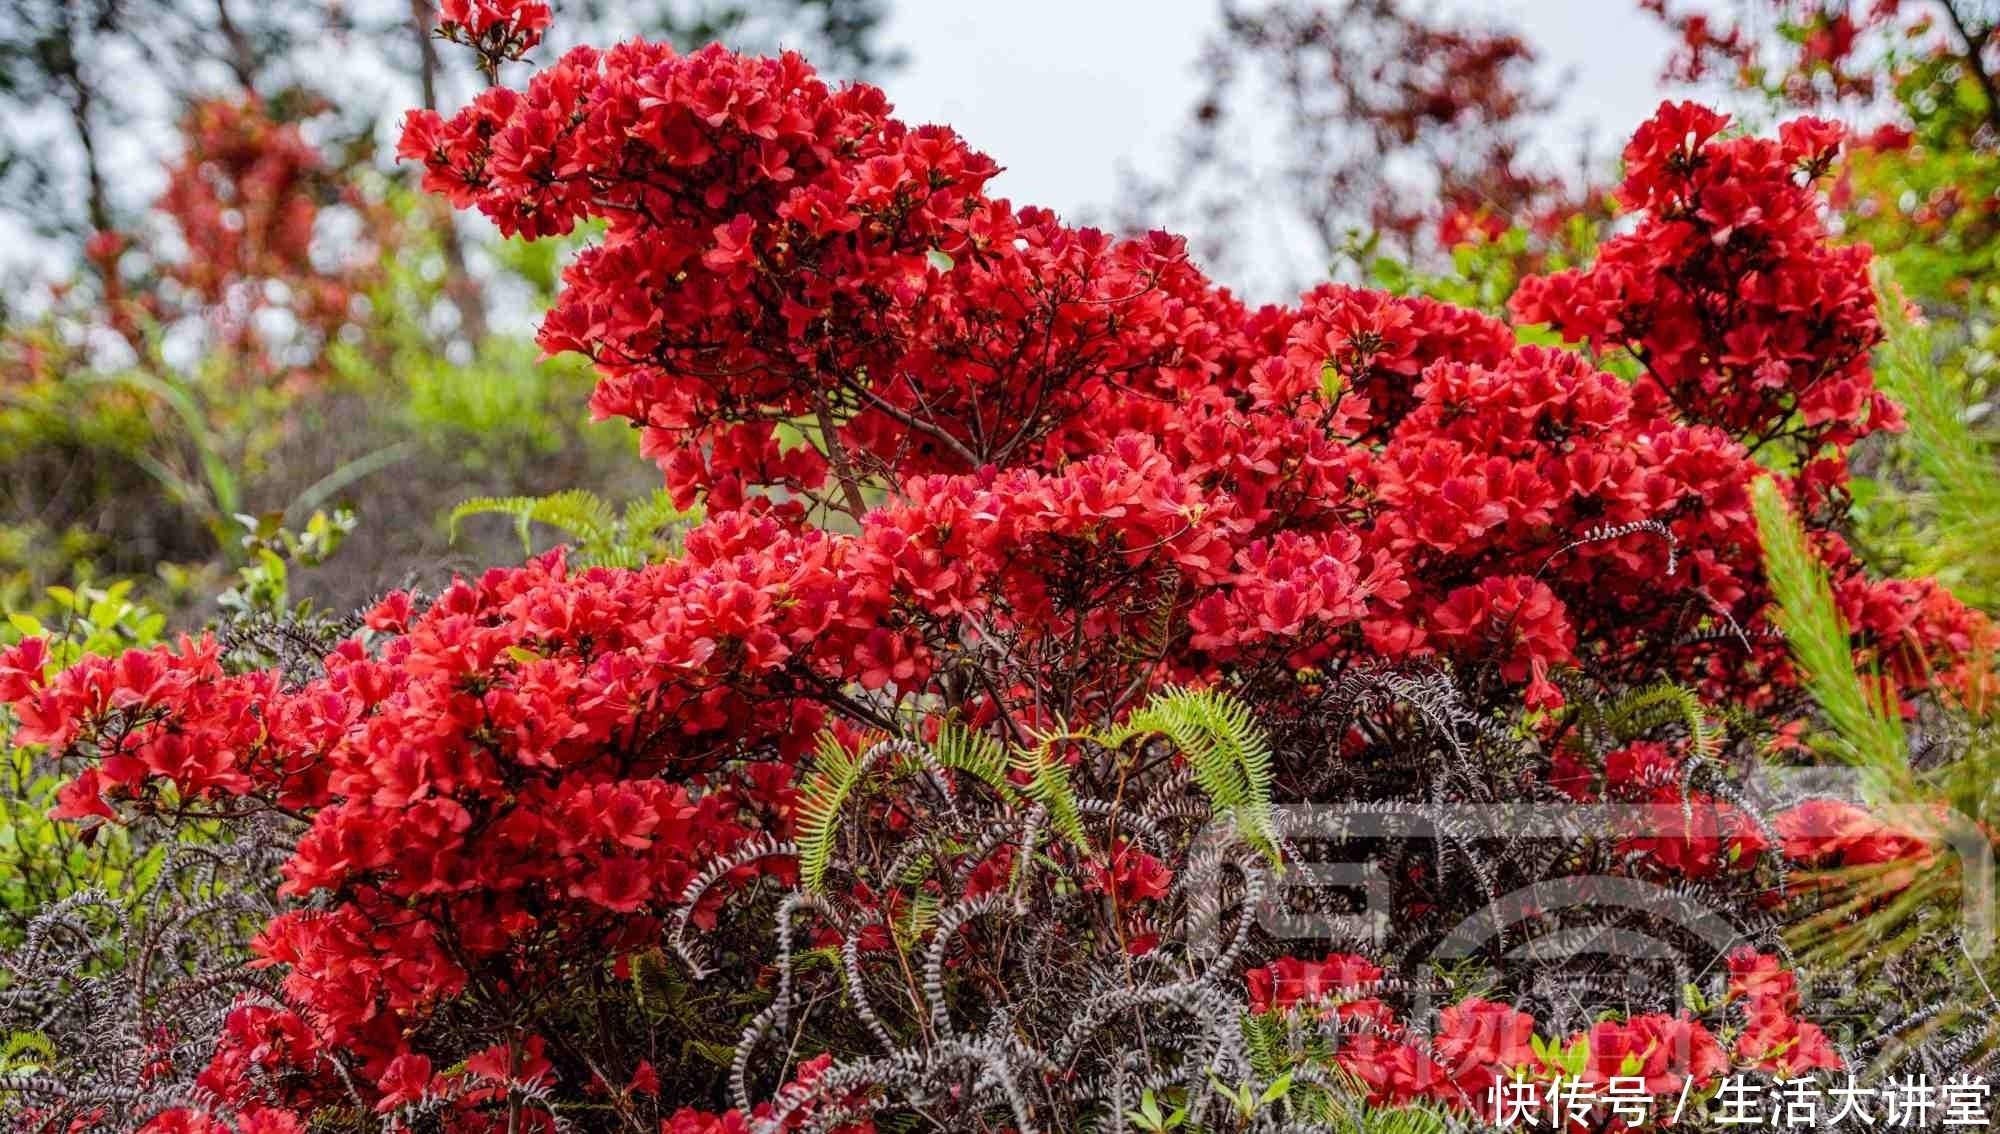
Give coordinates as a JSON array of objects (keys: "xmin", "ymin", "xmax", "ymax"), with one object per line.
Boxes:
[
  {"xmin": 1513, "ymin": 105, "xmax": 1890, "ymax": 481},
  {"xmin": 399, "ymin": 37, "xmax": 1990, "ymax": 702},
  {"xmin": 1236, "ymin": 944, "xmax": 1837, "ymax": 1110},
  {"xmin": 83, "ymin": 96, "xmax": 386, "ymax": 391},
  {"xmin": 3, "ymin": 13, "xmax": 1997, "ymax": 1134}
]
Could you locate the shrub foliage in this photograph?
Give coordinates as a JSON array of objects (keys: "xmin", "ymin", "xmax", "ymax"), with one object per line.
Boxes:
[{"xmin": 2, "ymin": 5, "xmax": 1997, "ymax": 1133}]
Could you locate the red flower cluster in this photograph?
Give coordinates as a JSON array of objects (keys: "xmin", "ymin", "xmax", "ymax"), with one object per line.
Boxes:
[
  {"xmin": 436, "ymin": 0, "xmax": 551, "ymax": 64},
  {"xmin": 1367, "ymin": 343, "xmax": 1764, "ymax": 700},
  {"xmin": 1, "ymin": 539, "xmax": 855, "ymax": 1103},
  {"xmin": 1558, "ymin": 739, "xmax": 1774, "ymax": 878},
  {"xmin": 1240, "ymin": 952, "xmax": 1792, "ymax": 1112},
  {"xmin": 197, "ymin": 1005, "xmax": 320, "ymax": 1117},
  {"xmin": 1727, "ymin": 948, "xmax": 1845, "ymax": 1075},
  {"xmin": 1510, "ymin": 100, "xmax": 1995, "ymax": 700},
  {"xmin": 397, "ymin": 47, "xmax": 1994, "ymax": 713},
  {"xmin": 1244, "ymin": 952, "xmax": 1386, "ymax": 1015},
  {"xmin": 0, "ymin": 634, "xmax": 325, "ymax": 821},
  {"xmin": 1776, "ymin": 797, "xmax": 1940, "ymax": 877},
  {"xmin": 1084, "ymin": 837, "xmax": 1175, "ymax": 905},
  {"xmin": 661, "ymin": 1055, "xmax": 876, "ymax": 1134},
  {"xmin": 1823, "ymin": 538, "xmax": 2000, "ymax": 702},
  {"xmin": 1514, "ymin": 103, "xmax": 1894, "ymax": 481}
]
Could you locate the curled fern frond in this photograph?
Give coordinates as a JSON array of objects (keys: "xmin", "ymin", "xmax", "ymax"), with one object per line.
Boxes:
[
  {"xmin": 448, "ymin": 488, "xmax": 693, "ymax": 566},
  {"xmin": 1110, "ymin": 686, "xmax": 1277, "ymax": 861},
  {"xmin": 795, "ymin": 731, "xmax": 874, "ymax": 893}
]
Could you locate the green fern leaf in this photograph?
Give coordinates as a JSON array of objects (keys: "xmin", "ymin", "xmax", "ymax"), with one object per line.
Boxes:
[
  {"xmin": 1113, "ymin": 687, "xmax": 1277, "ymax": 860},
  {"xmin": 796, "ymin": 731, "xmax": 868, "ymax": 892},
  {"xmin": 1012, "ymin": 740, "xmax": 1089, "ymax": 852},
  {"xmin": 929, "ymin": 719, "xmax": 1018, "ymax": 802},
  {"xmin": 1602, "ymin": 682, "xmax": 1725, "ymax": 761},
  {"xmin": 448, "ymin": 489, "xmax": 618, "ymax": 557}
]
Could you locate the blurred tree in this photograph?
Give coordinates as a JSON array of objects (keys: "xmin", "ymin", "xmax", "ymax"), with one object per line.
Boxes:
[
  {"xmin": 1644, "ymin": 0, "xmax": 1995, "ymax": 118},
  {"xmin": 1123, "ymin": 0, "xmax": 1586, "ymax": 296},
  {"xmin": 0, "ymin": 0, "xmax": 897, "ymax": 316},
  {"xmin": 0, "ymin": 0, "xmax": 318, "ymax": 247}
]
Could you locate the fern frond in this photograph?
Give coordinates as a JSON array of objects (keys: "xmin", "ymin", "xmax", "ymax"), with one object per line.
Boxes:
[
  {"xmin": 447, "ymin": 489, "xmax": 618, "ymax": 557},
  {"xmin": 1012, "ymin": 740, "xmax": 1088, "ymax": 852},
  {"xmin": 796, "ymin": 732, "xmax": 869, "ymax": 893},
  {"xmin": 929, "ymin": 719, "xmax": 1017, "ymax": 802},
  {"xmin": 1112, "ymin": 687, "xmax": 1277, "ymax": 860},
  {"xmin": 896, "ymin": 888, "xmax": 942, "ymax": 952},
  {"xmin": 1602, "ymin": 682, "xmax": 1724, "ymax": 761},
  {"xmin": 615, "ymin": 490, "xmax": 695, "ymax": 565},
  {"xmin": 448, "ymin": 489, "xmax": 694, "ymax": 567},
  {"xmin": 0, "ymin": 1030, "xmax": 56, "ymax": 1073}
]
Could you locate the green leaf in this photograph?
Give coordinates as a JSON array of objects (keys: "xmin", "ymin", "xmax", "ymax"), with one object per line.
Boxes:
[
  {"xmin": 1319, "ymin": 364, "xmax": 1345, "ymax": 404},
  {"xmin": 796, "ymin": 732, "xmax": 869, "ymax": 892},
  {"xmin": 1753, "ymin": 476, "xmax": 1909, "ymax": 793},
  {"xmin": 0, "ymin": 1030, "xmax": 56, "ymax": 1073},
  {"xmin": 448, "ymin": 489, "xmax": 691, "ymax": 567},
  {"xmin": 1109, "ymin": 687, "xmax": 1278, "ymax": 861},
  {"xmin": 1013, "ymin": 738, "xmax": 1089, "ymax": 853}
]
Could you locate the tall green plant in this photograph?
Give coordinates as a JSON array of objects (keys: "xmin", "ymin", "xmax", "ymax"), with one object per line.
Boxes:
[
  {"xmin": 1756, "ymin": 474, "xmax": 2000, "ymax": 1073},
  {"xmin": 1873, "ymin": 285, "xmax": 2000, "ymax": 611},
  {"xmin": 1751, "ymin": 477, "xmax": 1911, "ymax": 792}
]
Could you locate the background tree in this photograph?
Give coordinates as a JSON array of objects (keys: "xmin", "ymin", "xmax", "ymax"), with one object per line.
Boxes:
[{"xmin": 1123, "ymin": 0, "xmax": 1594, "ymax": 298}]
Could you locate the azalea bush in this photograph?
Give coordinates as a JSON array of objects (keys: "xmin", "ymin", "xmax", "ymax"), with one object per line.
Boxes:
[
  {"xmin": 1633, "ymin": 0, "xmax": 2000, "ymax": 610},
  {"xmin": 2, "ymin": 3, "xmax": 1998, "ymax": 1133}
]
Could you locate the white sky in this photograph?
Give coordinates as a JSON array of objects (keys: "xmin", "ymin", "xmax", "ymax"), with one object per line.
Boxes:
[{"xmin": 881, "ymin": 1, "xmax": 1680, "ymax": 233}]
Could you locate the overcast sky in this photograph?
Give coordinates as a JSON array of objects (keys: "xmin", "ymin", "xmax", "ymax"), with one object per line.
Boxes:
[{"xmin": 880, "ymin": 1, "xmax": 1679, "ymax": 233}]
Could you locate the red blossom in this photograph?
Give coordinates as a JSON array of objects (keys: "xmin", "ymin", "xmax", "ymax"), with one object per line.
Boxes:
[
  {"xmin": 1575, "ymin": 1013, "xmax": 1730, "ymax": 1094},
  {"xmin": 7, "ymin": 30, "xmax": 1991, "ymax": 1126},
  {"xmin": 436, "ymin": 0, "xmax": 550, "ymax": 63},
  {"xmin": 1084, "ymin": 838, "xmax": 1174, "ymax": 905},
  {"xmin": 1245, "ymin": 952, "xmax": 1384, "ymax": 1014}
]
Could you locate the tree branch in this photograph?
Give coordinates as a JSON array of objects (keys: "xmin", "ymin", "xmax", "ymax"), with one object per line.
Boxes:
[
  {"xmin": 1941, "ymin": 0, "xmax": 2000, "ymax": 137},
  {"xmin": 814, "ymin": 389, "xmax": 871, "ymax": 518}
]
